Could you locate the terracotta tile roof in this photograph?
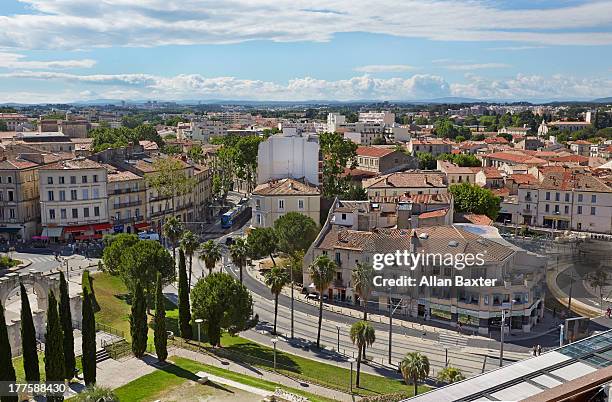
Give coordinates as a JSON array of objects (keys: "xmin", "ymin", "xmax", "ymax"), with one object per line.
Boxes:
[
  {"xmin": 483, "ymin": 152, "xmax": 547, "ymax": 166},
  {"xmin": 536, "ymin": 172, "xmax": 612, "ymax": 192},
  {"xmin": 104, "ymin": 164, "xmax": 142, "ymax": 182},
  {"xmin": 550, "ymin": 155, "xmax": 589, "ymax": 163},
  {"xmin": 253, "ymin": 178, "xmax": 320, "ymax": 196},
  {"xmin": 570, "ymin": 140, "xmax": 592, "ymax": 145},
  {"xmin": 484, "ymin": 136, "xmax": 509, "ymax": 144},
  {"xmin": 480, "ymin": 167, "xmax": 503, "ymax": 179},
  {"xmin": 411, "ymin": 138, "xmax": 453, "ymax": 145},
  {"xmin": 342, "ymin": 167, "xmax": 377, "ymax": 179},
  {"xmin": 356, "ymin": 146, "xmax": 395, "ymax": 158},
  {"xmin": 438, "ymin": 160, "xmax": 475, "ymax": 174},
  {"xmin": 40, "ymin": 157, "xmax": 105, "ymax": 170},
  {"xmin": 455, "ymin": 213, "xmax": 493, "ymax": 226},
  {"xmin": 139, "ymin": 140, "xmax": 159, "ymax": 150},
  {"xmin": 363, "ymin": 172, "xmax": 447, "ymax": 189},
  {"xmin": 507, "ymin": 173, "xmax": 537, "ymax": 185},
  {"xmin": 0, "ymin": 158, "xmax": 39, "ymax": 170},
  {"xmin": 492, "ymin": 187, "xmax": 510, "ymax": 197},
  {"xmin": 419, "ymin": 208, "xmax": 449, "ymax": 219}
]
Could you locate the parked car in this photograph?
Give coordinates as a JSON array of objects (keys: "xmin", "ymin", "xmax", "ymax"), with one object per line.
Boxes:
[{"xmin": 138, "ymin": 231, "xmax": 160, "ymax": 241}]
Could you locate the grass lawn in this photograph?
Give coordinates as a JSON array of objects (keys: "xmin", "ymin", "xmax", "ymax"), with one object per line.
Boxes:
[
  {"xmin": 114, "ymin": 355, "xmax": 335, "ymax": 402},
  {"xmin": 92, "ymin": 272, "xmax": 178, "ymax": 346},
  {"xmin": 13, "ymin": 352, "xmax": 83, "ymax": 382}
]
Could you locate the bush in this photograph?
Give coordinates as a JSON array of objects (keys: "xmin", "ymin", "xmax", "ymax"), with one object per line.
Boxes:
[
  {"xmin": 0, "ymin": 255, "xmax": 20, "ymax": 269},
  {"xmin": 361, "ymin": 392, "xmax": 412, "ymax": 402},
  {"xmin": 74, "ymin": 385, "xmax": 118, "ymax": 401}
]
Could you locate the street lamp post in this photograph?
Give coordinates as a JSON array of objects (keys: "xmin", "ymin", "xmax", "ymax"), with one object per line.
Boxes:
[
  {"xmin": 387, "ymin": 287, "xmax": 393, "ymax": 365},
  {"xmin": 271, "ymin": 338, "xmax": 278, "ymax": 371},
  {"xmin": 195, "ymin": 319, "xmax": 203, "ymax": 350},
  {"xmin": 500, "ymin": 309, "xmax": 506, "ymax": 367},
  {"xmin": 336, "ymin": 325, "xmax": 340, "ymax": 352},
  {"xmin": 290, "ymin": 264, "xmax": 294, "ymax": 339},
  {"xmin": 348, "ymin": 358, "xmax": 356, "ymax": 394},
  {"xmin": 559, "ymin": 323, "xmax": 564, "ymax": 347}
]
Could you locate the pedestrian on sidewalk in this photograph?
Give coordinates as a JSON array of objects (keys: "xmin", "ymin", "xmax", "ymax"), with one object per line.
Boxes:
[
  {"xmin": 532, "ymin": 345, "xmax": 537, "ymax": 357},
  {"xmin": 606, "ymin": 307, "xmax": 611, "ymax": 318},
  {"xmin": 537, "ymin": 345, "xmax": 542, "ymax": 356}
]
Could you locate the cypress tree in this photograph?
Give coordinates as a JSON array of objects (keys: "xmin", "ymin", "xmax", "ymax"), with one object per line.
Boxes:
[
  {"xmin": 81, "ymin": 288, "xmax": 96, "ymax": 386},
  {"xmin": 130, "ymin": 282, "xmax": 147, "ymax": 358},
  {"xmin": 59, "ymin": 272, "xmax": 75, "ymax": 380},
  {"xmin": 44, "ymin": 291, "xmax": 65, "ymax": 402},
  {"xmin": 177, "ymin": 249, "xmax": 192, "ymax": 339},
  {"xmin": 154, "ymin": 272, "xmax": 168, "ymax": 362},
  {"xmin": 19, "ymin": 283, "xmax": 40, "ymax": 382},
  {"xmin": 0, "ymin": 301, "xmax": 18, "ymax": 402}
]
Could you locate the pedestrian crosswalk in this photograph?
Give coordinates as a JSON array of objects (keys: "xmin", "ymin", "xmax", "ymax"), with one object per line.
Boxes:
[
  {"xmin": 26, "ymin": 255, "xmax": 58, "ymax": 263},
  {"xmin": 438, "ymin": 332, "xmax": 469, "ymax": 348}
]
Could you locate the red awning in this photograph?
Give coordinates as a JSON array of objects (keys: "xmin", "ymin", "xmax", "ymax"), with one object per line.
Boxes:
[
  {"xmin": 75, "ymin": 233, "xmax": 103, "ymax": 241},
  {"xmin": 134, "ymin": 222, "xmax": 150, "ymax": 230},
  {"xmin": 64, "ymin": 224, "xmax": 92, "ymax": 233},
  {"xmin": 92, "ymin": 223, "xmax": 112, "ymax": 231}
]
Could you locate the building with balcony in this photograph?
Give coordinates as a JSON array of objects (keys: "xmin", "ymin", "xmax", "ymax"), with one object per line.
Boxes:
[
  {"xmin": 105, "ymin": 165, "xmax": 147, "ymax": 234},
  {"xmin": 0, "ymin": 157, "xmax": 41, "ymax": 241},
  {"xmin": 38, "ymin": 157, "xmax": 110, "ymax": 241},
  {"xmin": 303, "ymin": 220, "xmax": 546, "ymax": 334},
  {"xmin": 251, "ymin": 178, "xmax": 320, "ymax": 228}
]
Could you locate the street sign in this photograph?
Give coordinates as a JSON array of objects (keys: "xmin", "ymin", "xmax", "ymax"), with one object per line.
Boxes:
[{"xmin": 113, "ymin": 224, "xmax": 124, "ymax": 233}]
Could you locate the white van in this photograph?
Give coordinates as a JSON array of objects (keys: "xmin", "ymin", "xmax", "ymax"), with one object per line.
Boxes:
[{"xmin": 138, "ymin": 231, "xmax": 160, "ymax": 241}]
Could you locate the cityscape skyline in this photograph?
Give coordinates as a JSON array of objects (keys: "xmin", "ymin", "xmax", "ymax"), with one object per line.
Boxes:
[{"xmin": 1, "ymin": 0, "xmax": 612, "ymax": 103}]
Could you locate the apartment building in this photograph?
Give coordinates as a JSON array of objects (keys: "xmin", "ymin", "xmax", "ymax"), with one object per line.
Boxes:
[
  {"xmin": 362, "ymin": 171, "xmax": 447, "ymax": 198},
  {"xmin": 569, "ymin": 140, "xmax": 592, "ymax": 157},
  {"xmin": 193, "ymin": 164, "xmax": 213, "ymax": 222},
  {"xmin": 481, "ymin": 151, "xmax": 547, "ymax": 169},
  {"xmin": 303, "ymin": 223, "xmax": 546, "ymax": 334},
  {"xmin": 39, "ymin": 158, "xmax": 110, "ymax": 241},
  {"xmin": 358, "ymin": 111, "xmax": 395, "ymax": 125},
  {"xmin": 498, "ymin": 126, "xmax": 530, "ymax": 136},
  {"xmin": 343, "ymin": 130, "xmax": 385, "ymax": 146},
  {"xmin": 177, "ymin": 119, "xmax": 226, "ymax": 142},
  {"xmin": 257, "ymin": 129, "xmax": 320, "ymax": 186},
  {"xmin": 0, "ymin": 113, "xmax": 29, "ymax": 131},
  {"xmin": 354, "ymin": 146, "xmax": 416, "ymax": 174},
  {"xmin": 106, "ymin": 165, "xmax": 147, "ymax": 234},
  {"xmin": 407, "ymin": 138, "xmax": 453, "ymax": 157},
  {"xmin": 251, "ymin": 178, "xmax": 320, "ymax": 228},
  {"xmin": 437, "ymin": 160, "xmax": 476, "ymax": 185},
  {"xmin": 516, "ymin": 172, "xmax": 612, "ymax": 233},
  {"xmin": 0, "ymin": 157, "xmax": 41, "ymax": 241}
]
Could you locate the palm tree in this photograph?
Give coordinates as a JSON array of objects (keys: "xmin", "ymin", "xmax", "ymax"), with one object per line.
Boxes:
[
  {"xmin": 309, "ymin": 255, "xmax": 337, "ymax": 348},
  {"xmin": 180, "ymin": 230, "xmax": 199, "ymax": 287},
  {"xmin": 352, "ymin": 262, "xmax": 375, "ymax": 360},
  {"xmin": 352, "ymin": 262, "xmax": 374, "ymax": 321},
  {"xmin": 437, "ymin": 366, "xmax": 465, "ymax": 385},
  {"xmin": 229, "ymin": 238, "xmax": 249, "ymax": 284},
  {"xmin": 400, "ymin": 352, "xmax": 430, "ymax": 396},
  {"xmin": 588, "ymin": 269, "xmax": 609, "ymax": 314},
  {"xmin": 199, "ymin": 240, "xmax": 221, "ymax": 276},
  {"xmin": 350, "ymin": 320, "xmax": 375, "ymax": 387},
  {"xmin": 264, "ymin": 266, "xmax": 290, "ymax": 335},
  {"xmin": 162, "ymin": 216, "xmax": 184, "ymax": 264}
]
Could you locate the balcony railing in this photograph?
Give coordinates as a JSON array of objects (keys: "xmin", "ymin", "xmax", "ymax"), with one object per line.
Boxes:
[
  {"xmin": 112, "ymin": 188, "xmax": 135, "ymax": 195},
  {"xmin": 112, "ymin": 200, "xmax": 142, "ymax": 209},
  {"xmin": 333, "ymin": 279, "xmax": 345, "ymax": 288},
  {"xmin": 151, "ymin": 209, "xmax": 174, "ymax": 218},
  {"xmin": 113, "ymin": 216, "xmax": 144, "ymax": 224}
]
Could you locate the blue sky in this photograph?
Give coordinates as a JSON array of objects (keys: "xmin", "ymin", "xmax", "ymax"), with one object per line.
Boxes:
[{"xmin": 0, "ymin": 0, "xmax": 611, "ymax": 103}]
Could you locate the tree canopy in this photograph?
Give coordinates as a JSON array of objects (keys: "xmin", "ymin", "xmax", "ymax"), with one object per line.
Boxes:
[
  {"xmin": 247, "ymin": 227, "xmax": 278, "ymax": 265},
  {"xmin": 273, "ymin": 212, "xmax": 318, "ymax": 256},
  {"xmin": 119, "ymin": 240, "xmax": 175, "ymax": 300},
  {"xmin": 437, "ymin": 153, "xmax": 481, "ymax": 167},
  {"xmin": 89, "ymin": 124, "xmax": 163, "ymax": 152},
  {"xmin": 319, "ymin": 132, "xmax": 357, "ymax": 197},
  {"xmin": 450, "ymin": 183, "xmax": 501, "ymax": 220},
  {"xmin": 191, "ymin": 272, "xmax": 254, "ymax": 346}
]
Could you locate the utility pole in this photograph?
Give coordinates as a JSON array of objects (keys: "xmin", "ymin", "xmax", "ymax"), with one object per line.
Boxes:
[
  {"xmin": 499, "ymin": 309, "xmax": 506, "ymax": 367},
  {"xmin": 290, "ymin": 265, "xmax": 294, "ymax": 339},
  {"xmin": 388, "ymin": 295, "xmax": 393, "ymax": 365}
]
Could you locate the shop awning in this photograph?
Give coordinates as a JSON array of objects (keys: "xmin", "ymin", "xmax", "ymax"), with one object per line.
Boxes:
[
  {"xmin": 75, "ymin": 234, "xmax": 103, "ymax": 241},
  {"xmin": 134, "ymin": 222, "xmax": 150, "ymax": 230},
  {"xmin": 92, "ymin": 223, "xmax": 112, "ymax": 231},
  {"xmin": 0, "ymin": 227, "xmax": 21, "ymax": 233},
  {"xmin": 42, "ymin": 227, "xmax": 63, "ymax": 237},
  {"xmin": 64, "ymin": 224, "xmax": 92, "ymax": 233}
]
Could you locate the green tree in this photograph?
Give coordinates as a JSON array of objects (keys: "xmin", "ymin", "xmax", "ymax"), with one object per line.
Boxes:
[
  {"xmin": 247, "ymin": 227, "xmax": 278, "ymax": 266},
  {"xmin": 309, "ymin": 255, "xmax": 337, "ymax": 348},
  {"xmin": 162, "ymin": 216, "xmax": 184, "ymax": 263},
  {"xmin": 45, "ymin": 291, "xmax": 65, "ymax": 401},
  {"xmin": 130, "ymin": 282, "xmax": 148, "ymax": 358},
  {"xmin": 264, "ymin": 266, "xmax": 290, "ymax": 335},
  {"xmin": 350, "ymin": 321, "xmax": 376, "ymax": 387},
  {"xmin": 437, "ymin": 366, "xmax": 465, "ymax": 384},
  {"xmin": 229, "ymin": 237, "xmax": 249, "ymax": 284},
  {"xmin": 180, "ymin": 230, "xmax": 200, "ymax": 287},
  {"xmin": 146, "ymin": 158, "xmax": 195, "ymax": 221},
  {"xmin": 342, "ymin": 183, "xmax": 368, "ymax": 201},
  {"xmin": 19, "ymin": 283, "xmax": 40, "ymax": 382},
  {"xmin": 400, "ymin": 352, "xmax": 430, "ymax": 396},
  {"xmin": 154, "ymin": 272, "xmax": 168, "ymax": 362},
  {"xmin": 102, "ymin": 234, "xmax": 139, "ymax": 274},
  {"xmin": 0, "ymin": 121, "xmax": 8, "ymax": 131},
  {"xmin": 0, "ymin": 301, "xmax": 18, "ymax": 402},
  {"xmin": 416, "ymin": 152, "xmax": 436, "ymax": 170},
  {"xmin": 319, "ymin": 132, "xmax": 358, "ymax": 197},
  {"xmin": 59, "ymin": 272, "xmax": 76, "ymax": 380},
  {"xmin": 81, "ymin": 287, "xmax": 96, "ymax": 386},
  {"xmin": 199, "ymin": 240, "xmax": 222, "ymax": 275},
  {"xmin": 434, "ymin": 119, "xmax": 459, "ymax": 139},
  {"xmin": 273, "ymin": 212, "xmax": 318, "ymax": 257},
  {"xmin": 449, "ymin": 183, "xmax": 501, "ymax": 220},
  {"xmin": 119, "ymin": 240, "xmax": 175, "ymax": 309},
  {"xmin": 191, "ymin": 273, "xmax": 254, "ymax": 347},
  {"xmin": 177, "ymin": 249, "xmax": 192, "ymax": 339},
  {"xmin": 437, "ymin": 153, "xmax": 481, "ymax": 167}
]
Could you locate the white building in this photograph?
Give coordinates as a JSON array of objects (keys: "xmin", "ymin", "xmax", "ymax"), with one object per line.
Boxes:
[
  {"xmin": 39, "ymin": 158, "xmax": 110, "ymax": 241},
  {"xmin": 256, "ymin": 129, "xmax": 320, "ymax": 186},
  {"xmin": 326, "ymin": 113, "xmax": 346, "ymax": 132},
  {"xmin": 177, "ymin": 120, "xmax": 226, "ymax": 142},
  {"xmin": 358, "ymin": 111, "xmax": 395, "ymax": 125}
]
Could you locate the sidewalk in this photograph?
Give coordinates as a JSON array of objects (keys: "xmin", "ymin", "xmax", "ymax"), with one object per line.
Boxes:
[
  {"xmin": 171, "ymin": 347, "xmax": 358, "ymax": 402},
  {"xmin": 248, "ymin": 261, "xmax": 544, "ymax": 348}
]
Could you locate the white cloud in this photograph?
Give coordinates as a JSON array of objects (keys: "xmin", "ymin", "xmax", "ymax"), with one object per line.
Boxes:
[
  {"xmin": 444, "ymin": 63, "xmax": 511, "ymax": 71},
  {"xmin": 0, "ymin": 52, "xmax": 96, "ymax": 69},
  {"xmin": 0, "ymin": 0, "xmax": 611, "ymax": 50},
  {"xmin": 354, "ymin": 65, "xmax": 417, "ymax": 73},
  {"xmin": 451, "ymin": 73, "xmax": 612, "ymax": 100}
]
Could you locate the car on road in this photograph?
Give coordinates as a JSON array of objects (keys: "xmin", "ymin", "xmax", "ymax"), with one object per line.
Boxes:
[{"xmin": 138, "ymin": 231, "xmax": 160, "ymax": 241}]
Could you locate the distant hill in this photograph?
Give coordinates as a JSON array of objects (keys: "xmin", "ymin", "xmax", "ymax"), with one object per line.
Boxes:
[{"xmin": 592, "ymin": 97, "xmax": 612, "ymax": 103}]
